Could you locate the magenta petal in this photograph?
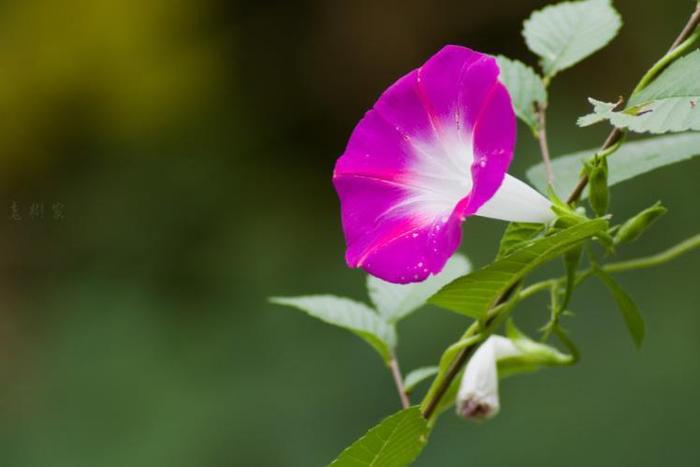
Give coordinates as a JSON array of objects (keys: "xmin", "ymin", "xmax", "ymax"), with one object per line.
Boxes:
[
  {"xmin": 358, "ymin": 216, "xmax": 463, "ymax": 284},
  {"xmin": 334, "ymin": 45, "xmax": 516, "ymax": 283},
  {"xmin": 459, "ymin": 82, "xmax": 516, "ymax": 217}
]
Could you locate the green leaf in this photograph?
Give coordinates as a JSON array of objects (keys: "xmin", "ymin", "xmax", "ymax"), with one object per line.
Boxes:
[
  {"xmin": 429, "ymin": 220, "xmax": 608, "ymax": 318},
  {"xmin": 577, "ymin": 98, "xmax": 619, "ymax": 126},
  {"xmin": 403, "ymin": 367, "xmax": 439, "ymax": 394},
  {"xmin": 496, "ymin": 56, "xmax": 547, "ymax": 134},
  {"xmin": 329, "ymin": 407, "xmax": 429, "ymax": 467},
  {"xmin": 366, "ymin": 254, "xmax": 471, "ymax": 324},
  {"xmin": 594, "ymin": 268, "xmax": 645, "ymax": 348},
  {"xmin": 578, "ymin": 50, "xmax": 700, "ymax": 133},
  {"xmin": 523, "ymin": 0, "xmax": 622, "ymax": 78},
  {"xmin": 269, "ymin": 295, "xmax": 396, "ymax": 363},
  {"xmin": 496, "ymin": 222, "xmax": 545, "ymax": 260},
  {"xmin": 526, "ymin": 133, "xmax": 700, "ymax": 197}
]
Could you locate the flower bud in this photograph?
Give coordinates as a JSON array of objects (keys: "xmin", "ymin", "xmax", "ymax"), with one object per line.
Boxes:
[
  {"xmin": 456, "ymin": 325, "xmax": 573, "ymax": 421},
  {"xmin": 586, "ymin": 156, "xmax": 609, "ymax": 217},
  {"xmin": 456, "ymin": 336, "xmax": 520, "ymax": 421},
  {"xmin": 614, "ymin": 202, "xmax": 667, "ymax": 245}
]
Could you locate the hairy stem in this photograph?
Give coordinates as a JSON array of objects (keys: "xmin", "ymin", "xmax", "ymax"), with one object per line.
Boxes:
[
  {"xmin": 388, "ymin": 356, "xmax": 411, "ymax": 409},
  {"xmin": 668, "ymin": 2, "xmax": 700, "ymax": 52},
  {"xmin": 535, "ymin": 102, "xmax": 554, "ymax": 183}
]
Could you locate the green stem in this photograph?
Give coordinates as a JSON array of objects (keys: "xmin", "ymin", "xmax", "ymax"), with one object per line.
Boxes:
[
  {"xmin": 519, "ymin": 279, "xmax": 557, "ymax": 300},
  {"xmin": 632, "ymin": 28, "xmax": 700, "ymax": 96},
  {"xmin": 521, "ymin": 234, "xmax": 700, "ymax": 298},
  {"xmin": 604, "ymin": 234, "xmax": 700, "ymax": 273},
  {"xmin": 388, "ymin": 356, "xmax": 411, "ymax": 409}
]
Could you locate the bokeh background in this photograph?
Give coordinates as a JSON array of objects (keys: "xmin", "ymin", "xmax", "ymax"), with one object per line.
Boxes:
[{"xmin": 0, "ymin": 0, "xmax": 698, "ymax": 466}]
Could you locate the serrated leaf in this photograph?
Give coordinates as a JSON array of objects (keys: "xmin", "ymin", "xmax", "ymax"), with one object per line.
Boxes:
[
  {"xmin": 526, "ymin": 133, "xmax": 700, "ymax": 197},
  {"xmin": 366, "ymin": 254, "xmax": 471, "ymax": 324},
  {"xmin": 270, "ymin": 295, "xmax": 396, "ymax": 363},
  {"xmin": 403, "ymin": 367, "xmax": 439, "ymax": 394},
  {"xmin": 429, "ymin": 220, "xmax": 608, "ymax": 318},
  {"xmin": 496, "ymin": 56, "xmax": 547, "ymax": 133},
  {"xmin": 594, "ymin": 268, "xmax": 645, "ymax": 348},
  {"xmin": 577, "ymin": 98, "xmax": 619, "ymax": 126},
  {"xmin": 523, "ymin": 0, "xmax": 621, "ymax": 78},
  {"xmin": 496, "ymin": 222, "xmax": 545, "ymax": 260},
  {"xmin": 579, "ymin": 50, "xmax": 700, "ymax": 134},
  {"xmin": 329, "ymin": 407, "xmax": 428, "ymax": 467}
]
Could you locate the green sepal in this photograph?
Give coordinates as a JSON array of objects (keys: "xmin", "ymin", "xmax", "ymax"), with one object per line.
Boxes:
[
  {"xmin": 561, "ymin": 245, "xmax": 583, "ymax": 311},
  {"xmin": 585, "ymin": 155, "xmax": 609, "ymax": 217},
  {"xmin": 498, "ymin": 319, "xmax": 574, "ymax": 378},
  {"xmin": 614, "ymin": 201, "xmax": 668, "ymax": 245}
]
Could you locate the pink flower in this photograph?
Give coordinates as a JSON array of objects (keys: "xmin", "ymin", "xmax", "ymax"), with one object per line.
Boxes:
[{"xmin": 333, "ymin": 46, "xmax": 553, "ymax": 284}]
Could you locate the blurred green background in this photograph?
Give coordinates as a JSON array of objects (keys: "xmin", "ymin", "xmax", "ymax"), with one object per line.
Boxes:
[{"xmin": 0, "ymin": 0, "xmax": 698, "ymax": 466}]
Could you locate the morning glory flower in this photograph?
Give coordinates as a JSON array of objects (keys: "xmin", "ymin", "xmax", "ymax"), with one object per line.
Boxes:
[{"xmin": 333, "ymin": 45, "xmax": 554, "ymax": 283}]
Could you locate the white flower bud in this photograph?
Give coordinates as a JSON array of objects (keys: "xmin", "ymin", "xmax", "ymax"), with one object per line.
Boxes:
[
  {"xmin": 456, "ymin": 326, "xmax": 573, "ymax": 421},
  {"xmin": 456, "ymin": 336, "xmax": 522, "ymax": 421}
]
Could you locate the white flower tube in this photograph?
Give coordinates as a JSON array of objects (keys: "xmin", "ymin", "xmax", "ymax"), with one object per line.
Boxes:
[{"xmin": 475, "ymin": 174, "xmax": 555, "ymax": 224}]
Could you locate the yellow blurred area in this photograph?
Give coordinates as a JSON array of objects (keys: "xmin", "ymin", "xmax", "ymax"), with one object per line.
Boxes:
[{"xmin": 0, "ymin": 0, "xmax": 222, "ymax": 172}]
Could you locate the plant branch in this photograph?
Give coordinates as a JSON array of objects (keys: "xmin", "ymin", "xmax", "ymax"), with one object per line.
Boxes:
[
  {"xmin": 535, "ymin": 102, "xmax": 554, "ymax": 183},
  {"xmin": 420, "ymin": 6, "xmax": 700, "ymax": 422},
  {"xmin": 568, "ymin": 4, "xmax": 700, "ymax": 204},
  {"xmin": 388, "ymin": 356, "xmax": 411, "ymax": 409}
]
